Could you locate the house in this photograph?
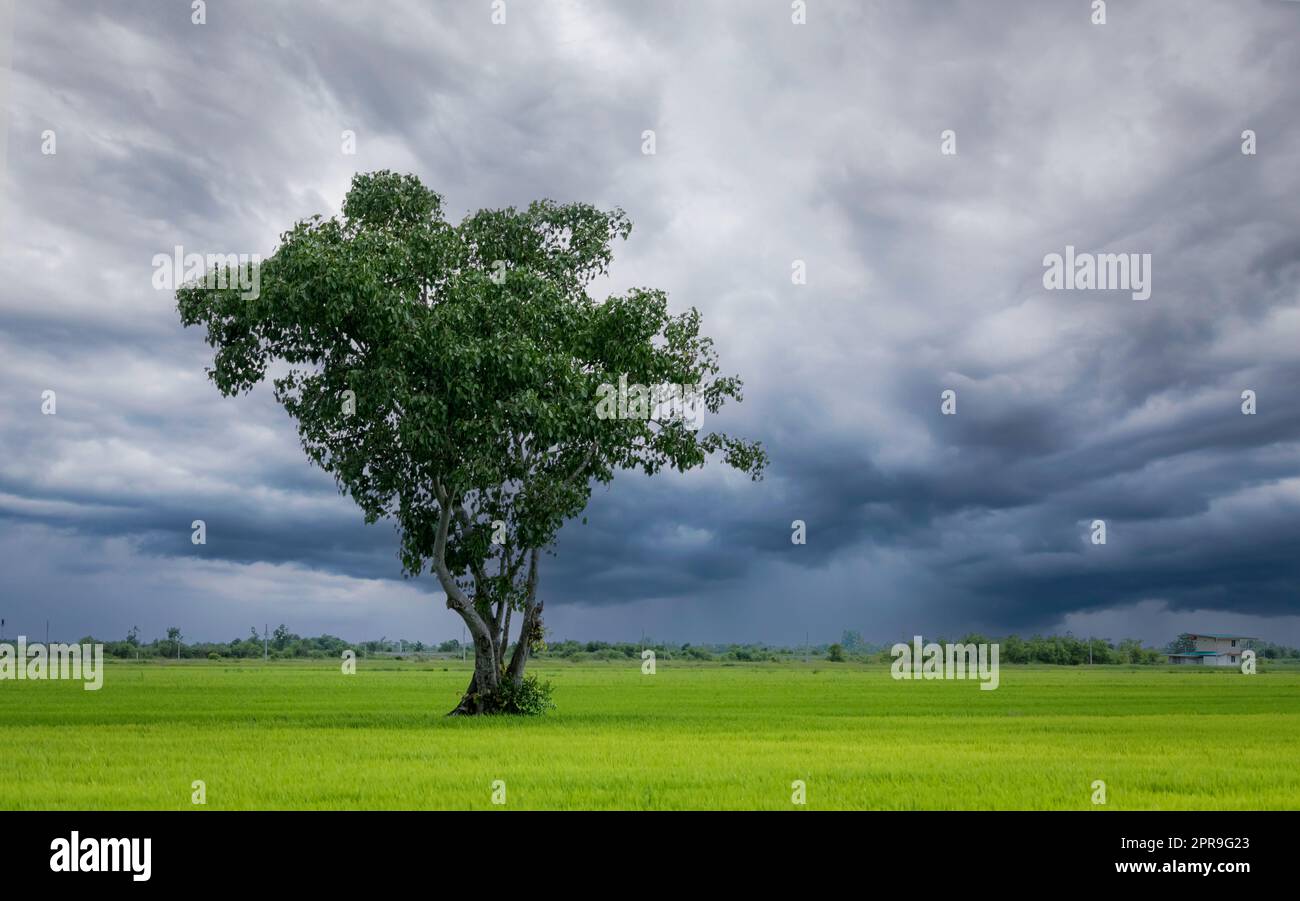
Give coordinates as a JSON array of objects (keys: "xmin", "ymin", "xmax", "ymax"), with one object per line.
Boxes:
[{"xmin": 1167, "ymin": 633, "xmax": 1256, "ymax": 666}]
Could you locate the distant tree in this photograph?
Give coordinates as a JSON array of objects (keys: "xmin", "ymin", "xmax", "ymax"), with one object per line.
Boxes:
[
  {"xmin": 841, "ymin": 630, "xmax": 864, "ymax": 652},
  {"xmin": 1001, "ymin": 634, "xmax": 1028, "ymax": 664},
  {"xmin": 827, "ymin": 643, "xmax": 846, "ymax": 663},
  {"xmin": 1167, "ymin": 633, "xmax": 1196, "ymax": 654},
  {"xmin": 273, "ymin": 624, "xmax": 291, "ymax": 650},
  {"xmin": 166, "ymin": 626, "xmax": 183, "ymax": 660},
  {"xmin": 1115, "ymin": 638, "xmax": 1140, "ymax": 664}
]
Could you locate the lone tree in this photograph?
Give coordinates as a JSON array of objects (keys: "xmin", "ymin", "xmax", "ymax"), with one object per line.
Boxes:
[{"xmin": 178, "ymin": 171, "xmax": 766, "ymax": 715}]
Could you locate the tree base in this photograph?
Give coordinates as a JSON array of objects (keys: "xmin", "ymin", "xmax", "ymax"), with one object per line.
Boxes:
[{"xmin": 445, "ymin": 672, "xmax": 554, "ymax": 716}]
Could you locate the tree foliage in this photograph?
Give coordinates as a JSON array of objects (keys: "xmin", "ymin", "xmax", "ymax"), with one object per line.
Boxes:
[{"xmin": 178, "ymin": 171, "xmax": 766, "ymax": 713}]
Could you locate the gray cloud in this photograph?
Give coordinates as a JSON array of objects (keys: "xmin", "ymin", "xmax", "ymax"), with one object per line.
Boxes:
[{"xmin": 1, "ymin": 0, "xmax": 1298, "ymax": 647}]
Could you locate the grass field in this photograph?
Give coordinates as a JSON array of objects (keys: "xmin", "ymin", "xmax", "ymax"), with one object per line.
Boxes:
[{"xmin": 2, "ymin": 660, "xmax": 1298, "ymax": 810}]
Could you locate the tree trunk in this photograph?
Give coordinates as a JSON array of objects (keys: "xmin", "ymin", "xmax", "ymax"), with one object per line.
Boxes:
[
  {"xmin": 505, "ymin": 599, "xmax": 542, "ymax": 686},
  {"xmin": 505, "ymin": 548, "xmax": 542, "ymax": 687},
  {"xmin": 446, "ymin": 619, "xmax": 500, "ymax": 715},
  {"xmin": 431, "ymin": 491, "xmax": 505, "ymax": 716},
  {"xmin": 448, "ymin": 671, "xmax": 481, "ymax": 716},
  {"xmin": 447, "ymin": 547, "xmax": 542, "ymax": 715}
]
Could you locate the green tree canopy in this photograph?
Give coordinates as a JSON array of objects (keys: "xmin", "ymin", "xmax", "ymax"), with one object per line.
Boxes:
[{"xmin": 178, "ymin": 171, "xmax": 766, "ymax": 713}]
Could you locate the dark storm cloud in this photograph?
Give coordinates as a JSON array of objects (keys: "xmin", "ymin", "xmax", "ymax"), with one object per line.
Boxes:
[{"xmin": 1, "ymin": 0, "xmax": 1298, "ymax": 645}]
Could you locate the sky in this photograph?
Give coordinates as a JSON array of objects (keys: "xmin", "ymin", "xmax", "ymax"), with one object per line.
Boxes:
[{"xmin": 1, "ymin": 0, "xmax": 1298, "ymax": 648}]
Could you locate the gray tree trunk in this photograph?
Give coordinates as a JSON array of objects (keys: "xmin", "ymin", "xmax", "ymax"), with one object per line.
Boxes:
[{"xmin": 449, "ymin": 546, "xmax": 541, "ymax": 714}]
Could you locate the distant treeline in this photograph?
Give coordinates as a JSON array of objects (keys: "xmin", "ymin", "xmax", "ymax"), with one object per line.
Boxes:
[
  {"xmin": 76, "ymin": 626, "xmax": 363, "ymax": 660},
  {"xmin": 882, "ymin": 634, "xmax": 1168, "ymax": 665},
  {"xmin": 541, "ymin": 633, "xmax": 1300, "ymax": 665},
  {"xmin": 56, "ymin": 626, "xmax": 1300, "ymax": 664},
  {"xmin": 1218, "ymin": 640, "xmax": 1300, "ymax": 660},
  {"xmin": 864, "ymin": 633, "xmax": 1299, "ymax": 665}
]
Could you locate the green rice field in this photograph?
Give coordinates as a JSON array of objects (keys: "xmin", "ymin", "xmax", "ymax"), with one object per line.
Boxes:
[{"xmin": 2, "ymin": 660, "xmax": 1297, "ymax": 810}]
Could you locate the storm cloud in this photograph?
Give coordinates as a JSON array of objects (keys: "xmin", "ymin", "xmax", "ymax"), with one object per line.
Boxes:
[{"xmin": 1, "ymin": 0, "xmax": 1298, "ymax": 646}]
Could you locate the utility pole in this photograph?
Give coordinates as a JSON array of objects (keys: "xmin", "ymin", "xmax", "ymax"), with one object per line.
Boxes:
[
  {"xmin": 264, "ymin": 624, "xmax": 268, "ymax": 661},
  {"xmin": 46, "ymin": 620, "xmax": 49, "ymax": 644}
]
